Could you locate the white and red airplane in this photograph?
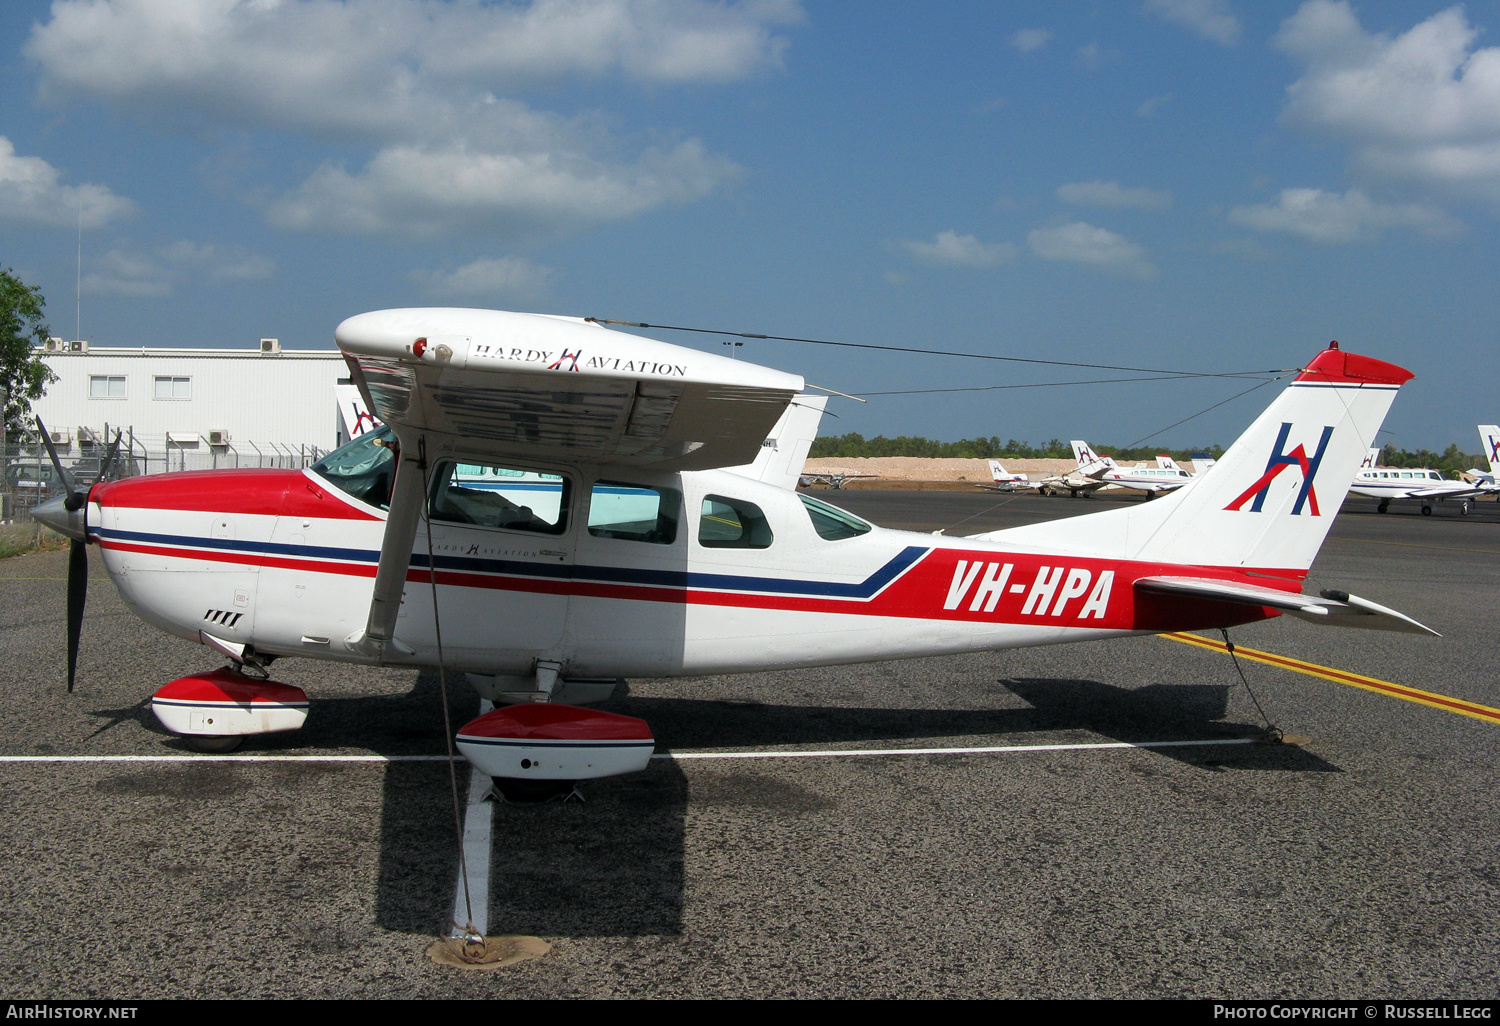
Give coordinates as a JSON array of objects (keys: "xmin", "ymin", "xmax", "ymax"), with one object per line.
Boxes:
[{"xmin": 34, "ymin": 311, "xmax": 1436, "ymax": 796}]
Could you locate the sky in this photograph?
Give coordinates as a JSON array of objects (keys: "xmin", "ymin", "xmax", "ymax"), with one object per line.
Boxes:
[{"xmin": 1, "ymin": 0, "xmax": 1498, "ymax": 453}]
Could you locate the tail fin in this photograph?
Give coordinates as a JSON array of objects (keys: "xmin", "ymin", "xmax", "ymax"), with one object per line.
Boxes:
[
  {"xmin": 974, "ymin": 345, "xmax": 1413, "ymax": 573},
  {"xmin": 729, "ymin": 394, "xmax": 829, "ymax": 490},
  {"xmin": 1070, "ymin": 440, "xmax": 1097, "ymax": 466},
  {"xmin": 989, "ymin": 460, "xmax": 1027, "ymax": 484},
  {"xmin": 1480, "ymin": 425, "xmax": 1500, "ymax": 474},
  {"xmin": 1360, "ymin": 447, "xmax": 1380, "ymax": 469},
  {"xmin": 1189, "ymin": 452, "xmax": 1216, "ymax": 476},
  {"xmin": 1155, "ymin": 454, "xmax": 1184, "ymax": 472}
]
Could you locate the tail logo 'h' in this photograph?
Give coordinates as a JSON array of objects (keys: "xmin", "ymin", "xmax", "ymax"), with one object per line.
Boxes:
[{"xmin": 1224, "ymin": 422, "xmax": 1334, "ymax": 516}]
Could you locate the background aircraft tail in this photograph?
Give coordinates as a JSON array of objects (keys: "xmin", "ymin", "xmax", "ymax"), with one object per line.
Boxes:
[
  {"xmin": 974, "ymin": 345, "xmax": 1413, "ymax": 573},
  {"xmin": 1155, "ymin": 454, "xmax": 1184, "ymax": 472},
  {"xmin": 1361, "ymin": 446, "xmax": 1381, "ymax": 469},
  {"xmin": 1189, "ymin": 452, "xmax": 1216, "ymax": 476},
  {"xmin": 1480, "ymin": 425, "xmax": 1500, "ymax": 474}
]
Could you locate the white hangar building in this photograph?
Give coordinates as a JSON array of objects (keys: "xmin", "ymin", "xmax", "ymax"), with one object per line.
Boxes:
[{"xmin": 29, "ymin": 339, "xmax": 370, "ymax": 463}]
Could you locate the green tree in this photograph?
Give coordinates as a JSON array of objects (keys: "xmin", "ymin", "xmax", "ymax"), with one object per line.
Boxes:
[{"xmin": 0, "ymin": 268, "xmax": 58, "ymax": 438}]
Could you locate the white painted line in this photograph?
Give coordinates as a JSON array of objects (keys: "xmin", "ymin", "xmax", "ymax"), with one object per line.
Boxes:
[
  {"xmin": 0, "ymin": 755, "xmax": 450, "ymax": 763},
  {"xmin": 451, "ymin": 699, "xmax": 494, "ymax": 939},
  {"xmin": 0, "ymin": 737, "xmax": 1259, "ymax": 765},
  {"xmin": 654, "ymin": 738, "xmax": 1256, "ymax": 761}
]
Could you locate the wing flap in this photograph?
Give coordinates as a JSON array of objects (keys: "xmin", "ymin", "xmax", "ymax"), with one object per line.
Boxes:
[{"xmin": 1135, "ymin": 576, "xmax": 1438, "ymax": 636}]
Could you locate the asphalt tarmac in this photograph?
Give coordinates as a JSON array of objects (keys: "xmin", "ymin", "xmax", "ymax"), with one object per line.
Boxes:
[{"xmin": 0, "ymin": 490, "xmax": 1496, "ymax": 999}]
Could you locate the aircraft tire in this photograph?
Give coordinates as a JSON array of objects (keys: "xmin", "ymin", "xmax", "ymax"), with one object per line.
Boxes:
[
  {"xmin": 1377, "ymin": 500, "xmax": 1390, "ymax": 513},
  {"xmin": 1421, "ymin": 505, "xmax": 1433, "ymax": 516},
  {"xmin": 1461, "ymin": 502, "xmax": 1470, "ymax": 515},
  {"xmin": 183, "ymin": 735, "xmax": 243, "ymax": 754}
]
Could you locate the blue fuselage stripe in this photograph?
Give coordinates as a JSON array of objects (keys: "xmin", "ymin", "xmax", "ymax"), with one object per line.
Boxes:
[{"xmin": 97, "ymin": 527, "xmax": 930, "ymax": 599}]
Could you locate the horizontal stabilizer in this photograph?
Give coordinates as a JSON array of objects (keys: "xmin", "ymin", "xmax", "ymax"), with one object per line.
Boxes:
[{"xmin": 1135, "ymin": 576, "xmax": 1438, "ymax": 636}]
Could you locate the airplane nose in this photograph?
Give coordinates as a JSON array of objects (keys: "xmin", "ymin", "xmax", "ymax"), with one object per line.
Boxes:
[{"xmin": 33, "ymin": 493, "xmax": 87, "ymax": 543}]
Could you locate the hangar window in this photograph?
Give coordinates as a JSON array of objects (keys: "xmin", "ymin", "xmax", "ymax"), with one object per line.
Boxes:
[
  {"xmin": 698, "ymin": 495, "xmax": 773, "ymax": 549},
  {"xmin": 153, "ymin": 376, "xmax": 191, "ymax": 400},
  {"xmin": 799, "ymin": 494, "xmax": 871, "ymax": 541},
  {"xmin": 88, "ymin": 375, "xmax": 126, "ymax": 399},
  {"xmin": 430, "ymin": 461, "xmax": 570, "ymax": 535},
  {"xmin": 589, "ymin": 482, "xmax": 680, "ymax": 544}
]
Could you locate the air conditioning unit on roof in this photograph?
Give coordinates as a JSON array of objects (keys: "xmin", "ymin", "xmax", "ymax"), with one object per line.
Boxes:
[
  {"xmin": 68, "ymin": 339, "xmax": 88, "ymax": 353},
  {"xmin": 260, "ymin": 338, "xmax": 281, "ymax": 355},
  {"xmin": 44, "ymin": 337, "xmax": 65, "ymax": 352}
]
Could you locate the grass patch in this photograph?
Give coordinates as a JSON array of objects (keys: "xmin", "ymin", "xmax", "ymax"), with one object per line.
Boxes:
[{"xmin": 0, "ymin": 520, "xmax": 71, "ymax": 559}]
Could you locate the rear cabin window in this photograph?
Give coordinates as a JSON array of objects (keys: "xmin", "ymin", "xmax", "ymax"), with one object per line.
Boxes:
[
  {"xmin": 588, "ymin": 482, "xmax": 681, "ymax": 544},
  {"xmin": 698, "ymin": 495, "xmax": 773, "ymax": 549},
  {"xmin": 799, "ymin": 494, "xmax": 872, "ymax": 541},
  {"xmin": 429, "ymin": 461, "xmax": 569, "ymax": 535}
]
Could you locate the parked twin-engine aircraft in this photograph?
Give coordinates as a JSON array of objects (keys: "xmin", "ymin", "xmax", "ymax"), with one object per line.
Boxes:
[
  {"xmin": 1349, "ymin": 448, "xmax": 1485, "ymax": 515},
  {"xmin": 34, "ymin": 311, "xmax": 1436, "ymax": 794},
  {"xmin": 1072, "ymin": 442, "xmax": 1201, "ymax": 497}
]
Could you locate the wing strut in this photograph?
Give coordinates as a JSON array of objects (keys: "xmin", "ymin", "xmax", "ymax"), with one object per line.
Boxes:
[{"xmin": 348, "ymin": 431, "xmax": 427, "ymax": 659}]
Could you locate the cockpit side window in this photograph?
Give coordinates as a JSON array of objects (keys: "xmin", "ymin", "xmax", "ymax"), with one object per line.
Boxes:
[
  {"xmin": 310, "ymin": 426, "xmax": 397, "ymax": 510},
  {"xmin": 698, "ymin": 495, "xmax": 773, "ymax": 549}
]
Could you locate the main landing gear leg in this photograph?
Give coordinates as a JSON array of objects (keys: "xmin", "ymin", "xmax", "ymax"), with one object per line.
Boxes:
[{"xmin": 1377, "ymin": 499, "xmax": 1390, "ymax": 514}]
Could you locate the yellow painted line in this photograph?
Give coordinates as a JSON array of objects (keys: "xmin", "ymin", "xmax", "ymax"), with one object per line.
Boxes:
[{"xmin": 1161, "ymin": 632, "xmax": 1500, "ymax": 726}]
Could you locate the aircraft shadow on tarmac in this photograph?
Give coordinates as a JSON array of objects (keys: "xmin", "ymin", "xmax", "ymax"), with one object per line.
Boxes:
[{"xmin": 86, "ymin": 669, "xmax": 1337, "ymax": 940}]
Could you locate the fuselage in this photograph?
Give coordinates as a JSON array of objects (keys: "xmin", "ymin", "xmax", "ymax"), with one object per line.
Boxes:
[
  {"xmin": 83, "ymin": 445, "xmax": 1290, "ymax": 682},
  {"xmin": 1348, "ymin": 466, "xmax": 1472, "ymax": 500}
]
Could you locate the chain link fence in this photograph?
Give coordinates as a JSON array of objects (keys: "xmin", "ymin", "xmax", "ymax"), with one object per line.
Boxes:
[{"xmin": 1, "ymin": 431, "xmax": 327, "ymax": 522}]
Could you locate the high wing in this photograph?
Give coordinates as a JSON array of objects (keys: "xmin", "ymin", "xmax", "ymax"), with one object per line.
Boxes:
[
  {"xmin": 337, "ymin": 308, "xmax": 803, "ymax": 473},
  {"xmin": 335, "ymin": 307, "xmax": 805, "ymax": 658},
  {"xmin": 1135, "ymin": 576, "xmax": 1438, "ymax": 635}
]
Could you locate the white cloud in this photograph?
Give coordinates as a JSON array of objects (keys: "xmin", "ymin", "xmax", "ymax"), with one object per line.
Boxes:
[
  {"xmin": 902, "ymin": 231, "xmax": 1018, "ymax": 268},
  {"xmin": 265, "ymin": 139, "xmax": 737, "ymax": 239},
  {"xmin": 83, "ymin": 249, "xmax": 173, "ymax": 298},
  {"xmin": 83, "ymin": 240, "xmax": 276, "ymax": 298},
  {"xmin": 1228, "ymin": 187, "xmax": 1459, "ymax": 244},
  {"xmin": 1076, "ymin": 42, "xmax": 1104, "ymax": 70},
  {"xmin": 1137, "ymin": 93, "xmax": 1173, "ymax": 118},
  {"xmin": 0, "ymin": 137, "xmax": 134, "ymax": 228},
  {"xmin": 411, "ymin": 256, "xmax": 554, "ymax": 299},
  {"xmin": 1144, "ymin": 0, "xmax": 1242, "ymax": 46},
  {"xmin": 1275, "ymin": 1, "xmax": 1500, "ymax": 204},
  {"xmin": 1057, "ymin": 180, "xmax": 1172, "ymax": 211},
  {"xmin": 1010, "ymin": 29, "xmax": 1053, "ymax": 53},
  {"xmin": 1027, "ymin": 222, "xmax": 1158, "ymax": 279},
  {"xmin": 25, "ymin": 0, "xmax": 797, "ymax": 238}
]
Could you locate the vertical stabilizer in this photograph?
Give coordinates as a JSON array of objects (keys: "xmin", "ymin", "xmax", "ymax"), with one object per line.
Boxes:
[
  {"xmin": 1361, "ymin": 447, "xmax": 1381, "ymax": 469},
  {"xmin": 973, "ymin": 345, "xmax": 1414, "ymax": 573},
  {"xmin": 1479, "ymin": 425, "xmax": 1500, "ymax": 474}
]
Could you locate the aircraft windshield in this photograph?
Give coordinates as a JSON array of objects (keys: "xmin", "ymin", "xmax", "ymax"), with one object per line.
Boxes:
[{"xmin": 309, "ymin": 427, "xmax": 397, "ymax": 510}]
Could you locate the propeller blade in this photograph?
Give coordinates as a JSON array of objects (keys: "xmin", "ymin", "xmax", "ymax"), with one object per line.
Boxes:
[
  {"xmin": 66, "ymin": 539, "xmax": 88, "ymax": 693},
  {"xmin": 33, "ymin": 416, "xmax": 81, "ymax": 511},
  {"xmin": 98, "ymin": 430, "xmax": 122, "ymax": 483}
]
